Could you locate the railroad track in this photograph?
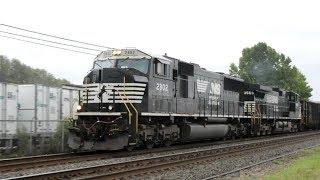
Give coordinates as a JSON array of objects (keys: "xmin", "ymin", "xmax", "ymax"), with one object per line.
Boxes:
[
  {"xmin": 0, "ymin": 152, "xmax": 109, "ymax": 173},
  {"xmin": 10, "ymin": 131, "xmax": 320, "ymax": 180},
  {"xmin": 0, "ymin": 131, "xmax": 305, "ymax": 174}
]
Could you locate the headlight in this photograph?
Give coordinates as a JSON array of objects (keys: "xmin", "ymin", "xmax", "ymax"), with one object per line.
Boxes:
[
  {"xmin": 77, "ymin": 105, "xmax": 82, "ymax": 111},
  {"xmin": 108, "ymin": 105, "xmax": 113, "ymax": 111}
]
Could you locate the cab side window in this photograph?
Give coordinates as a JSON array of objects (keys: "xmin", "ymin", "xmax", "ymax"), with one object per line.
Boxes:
[{"xmin": 154, "ymin": 61, "xmax": 168, "ymax": 76}]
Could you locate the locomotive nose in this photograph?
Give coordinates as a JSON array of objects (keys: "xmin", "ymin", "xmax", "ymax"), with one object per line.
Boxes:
[{"xmin": 82, "ymin": 68, "xmax": 148, "ymax": 112}]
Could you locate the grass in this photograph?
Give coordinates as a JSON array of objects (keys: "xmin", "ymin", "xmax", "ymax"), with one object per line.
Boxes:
[{"xmin": 265, "ymin": 146, "xmax": 320, "ymax": 180}]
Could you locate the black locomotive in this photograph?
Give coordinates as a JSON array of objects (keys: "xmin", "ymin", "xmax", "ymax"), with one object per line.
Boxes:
[{"xmin": 68, "ymin": 49, "xmax": 320, "ymax": 151}]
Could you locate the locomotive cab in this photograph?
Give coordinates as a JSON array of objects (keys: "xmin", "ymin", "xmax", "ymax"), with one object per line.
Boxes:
[
  {"xmin": 81, "ymin": 54, "xmax": 150, "ymax": 112},
  {"xmin": 287, "ymin": 92, "xmax": 301, "ymax": 119},
  {"xmin": 69, "ymin": 49, "xmax": 154, "ymax": 151}
]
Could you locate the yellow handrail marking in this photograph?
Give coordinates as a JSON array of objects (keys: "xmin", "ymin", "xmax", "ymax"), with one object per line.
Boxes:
[
  {"xmin": 123, "ymin": 77, "xmax": 139, "ymax": 133},
  {"xmin": 115, "ymin": 89, "xmax": 132, "ymax": 125}
]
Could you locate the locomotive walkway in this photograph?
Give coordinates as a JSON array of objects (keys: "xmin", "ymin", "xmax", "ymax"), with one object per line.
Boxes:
[{"xmin": 4, "ymin": 131, "xmax": 320, "ymax": 180}]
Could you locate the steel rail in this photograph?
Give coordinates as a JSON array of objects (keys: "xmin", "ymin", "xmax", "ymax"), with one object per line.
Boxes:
[
  {"xmin": 0, "ymin": 152, "xmax": 109, "ymax": 173},
  {"xmin": 0, "ymin": 136, "xmax": 243, "ymax": 173},
  {"xmin": 11, "ymin": 131, "xmax": 320, "ymax": 180}
]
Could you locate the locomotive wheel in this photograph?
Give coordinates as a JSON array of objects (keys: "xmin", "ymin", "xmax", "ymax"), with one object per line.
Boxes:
[
  {"xmin": 164, "ymin": 140, "xmax": 172, "ymax": 147},
  {"xmin": 71, "ymin": 149, "xmax": 79, "ymax": 153},
  {"xmin": 126, "ymin": 146, "xmax": 134, "ymax": 151},
  {"xmin": 146, "ymin": 142, "xmax": 154, "ymax": 149},
  {"xmin": 233, "ymin": 131, "xmax": 238, "ymax": 140},
  {"xmin": 256, "ymin": 131, "xmax": 261, "ymax": 136}
]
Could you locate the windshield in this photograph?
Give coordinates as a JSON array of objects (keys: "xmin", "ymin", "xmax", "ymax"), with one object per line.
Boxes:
[
  {"xmin": 117, "ymin": 59, "xmax": 149, "ymax": 74},
  {"xmin": 93, "ymin": 59, "xmax": 149, "ymax": 74},
  {"xmin": 93, "ymin": 60, "xmax": 116, "ymax": 69}
]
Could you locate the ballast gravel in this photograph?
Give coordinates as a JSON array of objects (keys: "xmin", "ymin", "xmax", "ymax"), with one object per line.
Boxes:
[
  {"xmin": 148, "ymin": 138, "xmax": 320, "ymax": 180},
  {"xmin": 2, "ymin": 133, "xmax": 320, "ymax": 179}
]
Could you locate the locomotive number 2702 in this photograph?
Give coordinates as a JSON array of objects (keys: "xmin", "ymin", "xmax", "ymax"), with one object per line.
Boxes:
[{"xmin": 156, "ymin": 83, "xmax": 169, "ymax": 92}]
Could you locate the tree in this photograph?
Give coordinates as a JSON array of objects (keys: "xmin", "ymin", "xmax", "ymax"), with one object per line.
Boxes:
[
  {"xmin": 0, "ymin": 56, "xmax": 10, "ymax": 82},
  {"xmin": 0, "ymin": 55, "xmax": 70, "ymax": 86},
  {"xmin": 230, "ymin": 42, "xmax": 312, "ymax": 100},
  {"xmin": 50, "ymin": 118, "xmax": 73, "ymax": 153},
  {"xmin": 16, "ymin": 127, "xmax": 30, "ymax": 156},
  {"xmin": 229, "ymin": 63, "xmax": 239, "ymax": 76}
]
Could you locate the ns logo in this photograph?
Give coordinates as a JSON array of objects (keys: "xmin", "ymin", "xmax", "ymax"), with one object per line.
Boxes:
[
  {"xmin": 197, "ymin": 79, "xmax": 221, "ymax": 105},
  {"xmin": 208, "ymin": 82, "xmax": 221, "ymax": 105}
]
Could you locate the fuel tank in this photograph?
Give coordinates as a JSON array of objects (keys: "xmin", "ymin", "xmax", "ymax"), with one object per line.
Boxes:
[{"xmin": 180, "ymin": 124, "xmax": 230, "ymax": 141}]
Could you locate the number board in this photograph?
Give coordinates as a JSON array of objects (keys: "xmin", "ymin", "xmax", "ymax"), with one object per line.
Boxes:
[{"xmin": 96, "ymin": 49, "xmax": 152, "ymax": 60}]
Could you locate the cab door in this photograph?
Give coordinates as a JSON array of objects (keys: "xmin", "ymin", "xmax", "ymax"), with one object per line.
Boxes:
[
  {"xmin": 175, "ymin": 62, "xmax": 196, "ymax": 114},
  {"xmin": 150, "ymin": 58, "xmax": 175, "ymax": 113}
]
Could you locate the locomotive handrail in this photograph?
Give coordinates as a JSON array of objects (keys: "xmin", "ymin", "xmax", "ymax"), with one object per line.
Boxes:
[
  {"xmin": 198, "ymin": 98, "xmax": 291, "ymax": 119},
  {"xmin": 115, "ymin": 89, "xmax": 132, "ymax": 125},
  {"xmin": 122, "ymin": 76, "xmax": 139, "ymax": 138}
]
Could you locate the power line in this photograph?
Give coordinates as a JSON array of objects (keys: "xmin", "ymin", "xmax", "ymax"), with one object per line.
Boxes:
[
  {"xmin": 0, "ymin": 24, "xmax": 114, "ymax": 50},
  {"xmin": 0, "ymin": 34, "xmax": 96, "ymax": 55},
  {"xmin": 0, "ymin": 30, "xmax": 101, "ymax": 52}
]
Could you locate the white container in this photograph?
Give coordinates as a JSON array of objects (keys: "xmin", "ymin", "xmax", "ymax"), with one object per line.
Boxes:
[
  {"xmin": 62, "ymin": 85, "xmax": 81, "ymax": 119},
  {"xmin": 18, "ymin": 85, "xmax": 61, "ymax": 134},
  {"xmin": 18, "ymin": 84, "xmax": 81, "ymax": 134},
  {"xmin": 0, "ymin": 83, "xmax": 18, "ymax": 137}
]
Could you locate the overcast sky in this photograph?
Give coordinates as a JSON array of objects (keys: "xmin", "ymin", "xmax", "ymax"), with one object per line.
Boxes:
[{"xmin": 0, "ymin": 0, "xmax": 319, "ymax": 100}]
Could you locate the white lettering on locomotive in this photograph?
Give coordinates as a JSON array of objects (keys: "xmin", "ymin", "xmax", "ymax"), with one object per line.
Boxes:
[
  {"xmin": 196, "ymin": 79, "xmax": 209, "ymax": 93},
  {"xmin": 208, "ymin": 82, "xmax": 221, "ymax": 105},
  {"xmin": 156, "ymin": 83, "xmax": 169, "ymax": 92}
]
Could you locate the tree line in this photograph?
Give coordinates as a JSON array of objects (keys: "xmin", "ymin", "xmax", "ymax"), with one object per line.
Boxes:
[
  {"xmin": 229, "ymin": 42, "xmax": 312, "ymax": 100},
  {"xmin": 0, "ymin": 55, "xmax": 69, "ymax": 87}
]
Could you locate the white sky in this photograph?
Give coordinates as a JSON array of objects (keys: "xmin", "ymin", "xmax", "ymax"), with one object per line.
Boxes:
[{"xmin": 0, "ymin": 0, "xmax": 319, "ymax": 100}]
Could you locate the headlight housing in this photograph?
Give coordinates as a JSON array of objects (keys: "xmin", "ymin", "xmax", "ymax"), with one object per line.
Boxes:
[
  {"xmin": 77, "ymin": 105, "xmax": 82, "ymax": 111},
  {"xmin": 108, "ymin": 105, "xmax": 113, "ymax": 111}
]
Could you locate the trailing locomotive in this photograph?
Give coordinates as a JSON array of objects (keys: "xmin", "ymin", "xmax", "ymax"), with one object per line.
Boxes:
[{"xmin": 68, "ymin": 49, "xmax": 319, "ymax": 151}]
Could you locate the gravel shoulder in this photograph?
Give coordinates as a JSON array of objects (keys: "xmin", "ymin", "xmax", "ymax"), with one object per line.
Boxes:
[
  {"xmin": 239, "ymin": 149, "xmax": 306, "ymax": 179},
  {"xmin": 148, "ymin": 137, "xmax": 320, "ymax": 180},
  {"xmin": 241, "ymin": 145, "xmax": 320, "ymax": 179}
]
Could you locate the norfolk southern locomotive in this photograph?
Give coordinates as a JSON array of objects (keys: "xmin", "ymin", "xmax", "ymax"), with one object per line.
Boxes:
[{"xmin": 68, "ymin": 49, "xmax": 320, "ymax": 151}]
